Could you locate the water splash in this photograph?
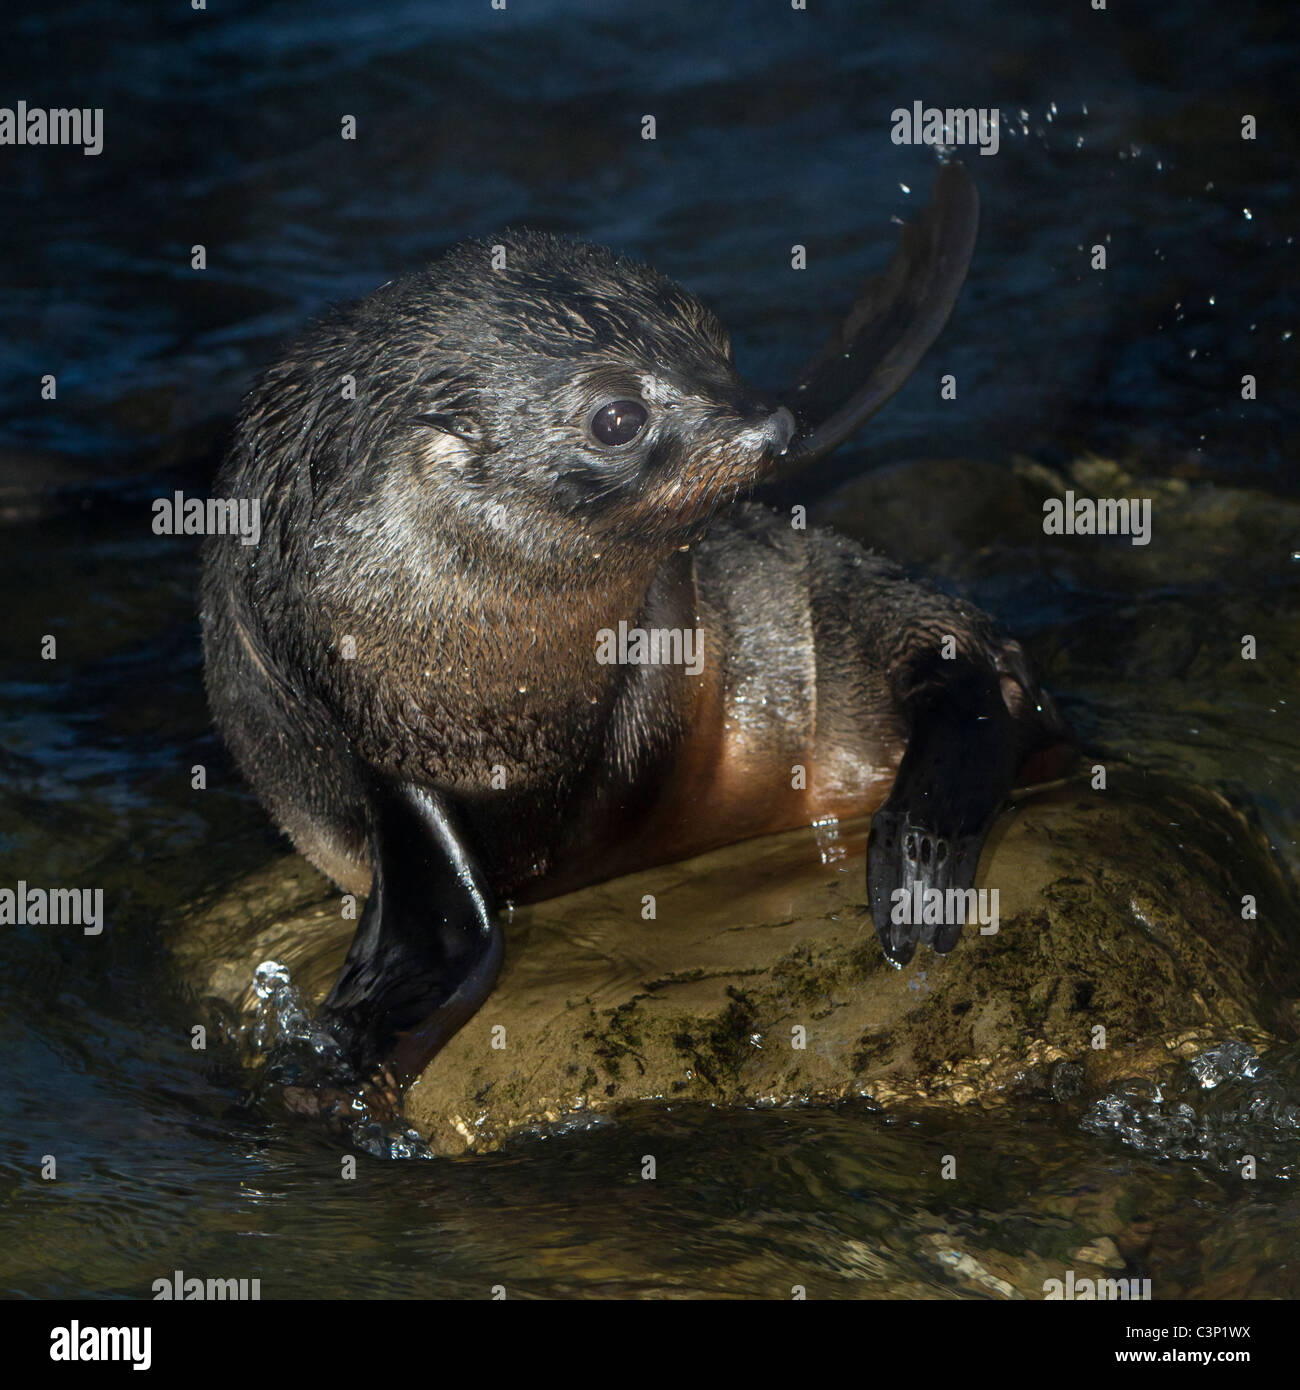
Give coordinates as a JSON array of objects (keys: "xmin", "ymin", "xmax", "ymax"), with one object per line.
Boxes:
[
  {"xmin": 248, "ymin": 960, "xmax": 438, "ymax": 1160},
  {"xmin": 811, "ymin": 815, "xmax": 846, "ymax": 865},
  {"xmin": 249, "ymin": 959, "xmax": 341, "ymax": 1063},
  {"xmin": 1082, "ymin": 1040, "xmax": 1300, "ymax": 1179}
]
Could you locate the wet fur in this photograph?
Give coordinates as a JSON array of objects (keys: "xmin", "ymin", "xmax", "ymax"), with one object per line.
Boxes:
[{"xmin": 201, "ymin": 224, "xmax": 1063, "ymax": 1076}]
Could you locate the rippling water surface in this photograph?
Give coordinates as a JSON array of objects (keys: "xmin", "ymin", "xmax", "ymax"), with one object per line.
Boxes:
[{"xmin": 1, "ymin": 0, "xmax": 1297, "ymax": 1298}]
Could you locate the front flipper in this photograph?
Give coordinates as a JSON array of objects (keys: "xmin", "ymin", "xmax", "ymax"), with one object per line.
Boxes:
[
  {"xmin": 320, "ymin": 777, "xmax": 503, "ymax": 1089},
  {"xmin": 867, "ymin": 659, "xmax": 1024, "ymax": 967},
  {"xmin": 772, "ymin": 160, "xmax": 979, "ymax": 482}
]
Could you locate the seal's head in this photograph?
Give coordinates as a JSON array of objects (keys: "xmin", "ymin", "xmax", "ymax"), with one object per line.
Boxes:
[{"xmin": 280, "ymin": 231, "xmax": 794, "ymax": 573}]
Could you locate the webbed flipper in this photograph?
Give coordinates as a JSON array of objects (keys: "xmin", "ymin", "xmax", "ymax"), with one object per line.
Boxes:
[
  {"xmin": 867, "ymin": 645, "xmax": 1068, "ymax": 966},
  {"xmin": 773, "ymin": 161, "xmax": 979, "ymax": 480},
  {"xmin": 321, "ymin": 777, "xmax": 503, "ymax": 1088}
]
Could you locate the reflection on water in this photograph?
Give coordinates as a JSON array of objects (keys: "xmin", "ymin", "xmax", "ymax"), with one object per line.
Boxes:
[{"xmin": 1, "ymin": 0, "xmax": 1297, "ymax": 1297}]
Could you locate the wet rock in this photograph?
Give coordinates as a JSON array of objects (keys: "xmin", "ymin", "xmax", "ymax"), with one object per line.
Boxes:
[
  {"xmin": 172, "ymin": 768, "xmax": 1300, "ymax": 1156},
  {"xmin": 820, "ymin": 452, "xmax": 1300, "ymax": 884},
  {"xmin": 819, "ymin": 451, "xmax": 1300, "ymax": 596}
]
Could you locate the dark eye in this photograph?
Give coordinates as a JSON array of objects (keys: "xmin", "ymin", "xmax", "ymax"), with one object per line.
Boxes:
[{"xmin": 590, "ymin": 399, "xmax": 648, "ymax": 446}]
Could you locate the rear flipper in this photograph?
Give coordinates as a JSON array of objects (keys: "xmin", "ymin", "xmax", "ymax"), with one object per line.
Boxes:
[
  {"xmin": 868, "ymin": 647, "xmax": 1065, "ymax": 966},
  {"xmin": 318, "ymin": 776, "xmax": 503, "ymax": 1092},
  {"xmin": 770, "ymin": 160, "xmax": 980, "ymax": 484}
]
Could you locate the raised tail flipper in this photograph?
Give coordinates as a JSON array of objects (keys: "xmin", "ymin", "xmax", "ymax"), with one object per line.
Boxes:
[{"xmin": 771, "ymin": 161, "xmax": 979, "ymax": 483}]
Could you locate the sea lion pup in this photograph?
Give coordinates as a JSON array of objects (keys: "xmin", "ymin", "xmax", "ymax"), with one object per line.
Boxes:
[{"xmin": 200, "ymin": 164, "xmax": 1067, "ymax": 1096}]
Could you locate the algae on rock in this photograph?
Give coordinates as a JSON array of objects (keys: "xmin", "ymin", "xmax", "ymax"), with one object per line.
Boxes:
[{"xmin": 172, "ymin": 769, "xmax": 1300, "ymax": 1156}]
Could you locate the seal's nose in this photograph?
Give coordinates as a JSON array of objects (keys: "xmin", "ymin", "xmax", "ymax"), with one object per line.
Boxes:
[
  {"xmin": 765, "ymin": 406, "xmax": 796, "ymax": 456},
  {"xmin": 733, "ymin": 401, "xmax": 797, "ymax": 458}
]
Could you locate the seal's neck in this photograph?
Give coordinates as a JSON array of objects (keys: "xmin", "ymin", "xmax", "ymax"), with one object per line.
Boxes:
[{"xmin": 452, "ymin": 545, "xmax": 699, "ymax": 698}]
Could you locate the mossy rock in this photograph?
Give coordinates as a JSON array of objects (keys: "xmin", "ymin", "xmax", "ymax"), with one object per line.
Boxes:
[{"xmin": 171, "ymin": 769, "xmax": 1300, "ymax": 1155}]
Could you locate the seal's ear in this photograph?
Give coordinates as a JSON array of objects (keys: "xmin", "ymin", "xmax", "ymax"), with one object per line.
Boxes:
[
  {"xmin": 772, "ymin": 160, "xmax": 979, "ymax": 480},
  {"xmin": 412, "ymin": 411, "xmax": 486, "ymax": 450}
]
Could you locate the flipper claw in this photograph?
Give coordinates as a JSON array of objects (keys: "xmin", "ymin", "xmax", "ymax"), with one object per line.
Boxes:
[{"xmin": 866, "ymin": 659, "xmax": 1025, "ymax": 965}]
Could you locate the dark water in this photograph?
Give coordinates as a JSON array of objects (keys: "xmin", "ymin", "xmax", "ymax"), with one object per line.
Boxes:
[{"xmin": 1, "ymin": 0, "xmax": 1298, "ymax": 1300}]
